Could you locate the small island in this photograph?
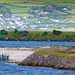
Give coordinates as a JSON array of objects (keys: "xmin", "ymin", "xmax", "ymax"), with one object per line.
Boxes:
[{"xmin": 18, "ymin": 46, "xmax": 75, "ymax": 70}]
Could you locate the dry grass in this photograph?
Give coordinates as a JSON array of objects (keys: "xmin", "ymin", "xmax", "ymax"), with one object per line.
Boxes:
[{"xmin": 35, "ymin": 46, "xmax": 75, "ymax": 58}]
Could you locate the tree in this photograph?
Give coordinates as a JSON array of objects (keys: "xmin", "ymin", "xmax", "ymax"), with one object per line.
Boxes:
[
  {"xmin": 14, "ymin": 29, "xmax": 18, "ymax": 33},
  {"xmin": 0, "ymin": 30, "xmax": 8, "ymax": 36},
  {"xmin": 19, "ymin": 31, "xmax": 29, "ymax": 36},
  {"xmin": 22, "ymin": 31, "xmax": 29, "ymax": 36},
  {"xmin": 42, "ymin": 32, "xmax": 48, "ymax": 36},
  {"xmin": 53, "ymin": 30, "xmax": 62, "ymax": 35}
]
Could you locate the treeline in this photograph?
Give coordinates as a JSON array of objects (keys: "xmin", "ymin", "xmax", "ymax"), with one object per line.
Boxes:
[{"xmin": 0, "ymin": 29, "xmax": 75, "ymax": 41}]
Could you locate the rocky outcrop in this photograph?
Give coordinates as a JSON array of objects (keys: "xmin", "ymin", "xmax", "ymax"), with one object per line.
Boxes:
[{"xmin": 18, "ymin": 53, "xmax": 75, "ymax": 70}]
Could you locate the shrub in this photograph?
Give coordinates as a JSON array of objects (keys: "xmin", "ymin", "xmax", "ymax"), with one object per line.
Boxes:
[
  {"xmin": 0, "ymin": 30, "xmax": 8, "ymax": 36},
  {"xmin": 53, "ymin": 30, "xmax": 62, "ymax": 35}
]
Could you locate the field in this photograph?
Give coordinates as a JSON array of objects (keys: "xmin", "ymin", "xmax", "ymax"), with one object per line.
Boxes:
[
  {"xmin": 0, "ymin": 0, "xmax": 75, "ymax": 31},
  {"xmin": 35, "ymin": 46, "xmax": 75, "ymax": 58},
  {"xmin": 0, "ymin": 1, "xmax": 45, "ymax": 17}
]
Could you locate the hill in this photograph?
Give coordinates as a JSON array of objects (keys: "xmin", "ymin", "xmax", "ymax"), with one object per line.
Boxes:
[{"xmin": 0, "ymin": 0, "xmax": 75, "ymax": 31}]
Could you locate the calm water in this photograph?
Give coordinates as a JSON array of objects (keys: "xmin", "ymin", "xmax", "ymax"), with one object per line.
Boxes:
[
  {"xmin": 0, "ymin": 41, "xmax": 75, "ymax": 75},
  {"xmin": 0, "ymin": 62, "xmax": 75, "ymax": 75},
  {"xmin": 0, "ymin": 41, "xmax": 75, "ymax": 47}
]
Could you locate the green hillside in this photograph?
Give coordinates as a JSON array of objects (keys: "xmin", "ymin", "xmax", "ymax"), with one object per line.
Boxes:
[
  {"xmin": 28, "ymin": 0, "xmax": 75, "ymax": 3},
  {"xmin": 0, "ymin": 0, "xmax": 74, "ymax": 3},
  {"xmin": 0, "ymin": 0, "xmax": 75, "ymax": 31}
]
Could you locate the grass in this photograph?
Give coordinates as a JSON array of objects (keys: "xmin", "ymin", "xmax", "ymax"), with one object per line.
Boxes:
[
  {"xmin": 11, "ymin": 8, "xmax": 30, "ymax": 13},
  {"xmin": 11, "ymin": 2, "xmax": 45, "ymax": 6},
  {"xmin": 34, "ymin": 28, "xmax": 75, "ymax": 32},
  {"xmin": 0, "ymin": 3, "xmax": 30, "ymax": 13},
  {"xmin": 0, "ymin": 1, "xmax": 44, "ymax": 17},
  {"xmin": 66, "ymin": 17, "xmax": 75, "ymax": 23},
  {"xmin": 26, "ymin": 18, "xmax": 39, "ymax": 22},
  {"xmin": 1, "ymin": 0, "xmax": 75, "ymax": 4},
  {"xmin": 13, "ymin": 13, "xmax": 33, "ymax": 17},
  {"xmin": 0, "ymin": 0, "xmax": 19, "ymax": 3},
  {"xmin": 35, "ymin": 47, "xmax": 75, "ymax": 58},
  {"xmin": 27, "ymin": 0, "xmax": 75, "ymax": 3},
  {"xmin": 68, "ymin": 9, "xmax": 75, "ymax": 14},
  {"xmin": 56, "ymin": 29, "xmax": 75, "ymax": 32}
]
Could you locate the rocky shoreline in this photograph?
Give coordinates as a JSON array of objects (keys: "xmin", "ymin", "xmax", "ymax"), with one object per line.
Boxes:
[
  {"xmin": 17, "ymin": 46, "xmax": 75, "ymax": 70},
  {"xmin": 18, "ymin": 53, "xmax": 75, "ymax": 70}
]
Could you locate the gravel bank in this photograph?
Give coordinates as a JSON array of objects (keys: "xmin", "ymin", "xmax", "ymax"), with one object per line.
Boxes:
[{"xmin": 0, "ymin": 48, "xmax": 35, "ymax": 62}]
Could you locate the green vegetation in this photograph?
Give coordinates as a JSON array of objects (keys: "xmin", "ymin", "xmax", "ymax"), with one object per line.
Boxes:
[
  {"xmin": 35, "ymin": 46, "xmax": 75, "ymax": 58},
  {"xmin": 0, "ymin": 29, "xmax": 75, "ymax": 41},
  {"xmin": 53, "ymin": 30, "xmax": 62, "ymax": 35},
  {"xmin": 0, "ymin": 6, "xmax": 12, "ymax": 17},
  {"xmin": 28, "ymin": 0, "xmax": 75, "ymax": 3},
  {"xmin": 0, "ymin": 30, "xmax": 8, "ymax": 36},
  {"xmin": 0, "ymin": 0, "xmax": 75, "ymax": 31}
]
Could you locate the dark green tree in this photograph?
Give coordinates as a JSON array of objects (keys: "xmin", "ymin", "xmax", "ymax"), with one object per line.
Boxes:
[
  {"xmin": 22, "ymin": 31, "xmax": 29, "ymax": 36},
  {"xmin": 19, "ymin": 31, "xmax": 29, "ymax": 36},
  {"xmin": 53, "ymin": 30, "xmax": 62, "ymax": 35},
  {"xmin": 14, "ymin": 29, "xmax": 18, "ymax": 33},
  {"xmin": 0, "ymin": 30, "xmax": 8, "ymax": 36},
  {"xmin": 42, "ymin": 32, "xmax": 48, "ymax": 36}
]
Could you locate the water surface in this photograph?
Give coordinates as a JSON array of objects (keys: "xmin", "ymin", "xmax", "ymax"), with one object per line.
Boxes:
[
  {"xmin": 0, "ymin": 62, "xmax": 75, "ymax": 75},
  {"xmin": 0, "ymin": 41, "xmax": 75, "ymax": 75},
  {"xmin": 0, "ymin": 41, "xmax": 75, "ymax": 47}
]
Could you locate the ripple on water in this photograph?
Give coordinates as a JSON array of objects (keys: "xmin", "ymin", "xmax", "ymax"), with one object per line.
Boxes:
[{"xmin": 0, "ymin": 62, "xmax": 75, "ymax": 75}]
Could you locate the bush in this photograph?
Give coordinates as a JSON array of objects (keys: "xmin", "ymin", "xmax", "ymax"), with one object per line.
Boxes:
[
  {"xmin": 53, "ymin": 30, "xmax": 62, "ymax": 35},
  {"xmin": 0, "ymin": 30, "xmax": 8, "ymax": 36},
  {"xmin": 19, "ymin": 31, "xmax": 29, "ymax": 36},
  {"xmin": 42, "ymin": 32, "xmax": 48, "ymax": 36},
  {"xmin": 14, "ymin": 29, "xmax": 18, "ymax": 33}
]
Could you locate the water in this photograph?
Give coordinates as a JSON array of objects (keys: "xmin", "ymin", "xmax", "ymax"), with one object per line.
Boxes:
[
  {"xmin": 0, "ymin": 41, "xmax": 75, "ymax": 75},
  {"xmin": 0, "ymin": 62, "xmax": 75, "ymax": 75},
  {"xmin": 0, "ymin": 41, "xmax": 75, "ymax": 47}
]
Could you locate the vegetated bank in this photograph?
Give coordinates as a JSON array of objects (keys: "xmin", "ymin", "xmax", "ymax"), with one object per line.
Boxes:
[
  {"xmin": 0, "ymin": 29, "xmax": 75, "ymax": 41},
  {"xmin": 18, "ymin": 46, "xmax": 75, "ymax": 70}
]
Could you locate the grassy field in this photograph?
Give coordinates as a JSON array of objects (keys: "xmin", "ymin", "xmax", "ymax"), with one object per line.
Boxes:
[
  {"xmin": 0, "ymin": 0, "xmax": 45, "ymax": 17},
  {"xmin": 13, "ymin": 13, "xmax": 33, "ymax": 17},
  {"xmin": 35, "ymin": 46, "xmax": 75, "ymax": 58},
  {"xmin": 27, "ymin": 28, "xmax": 75, "ymax": 32},
  {"xmin": 27, "ymin": 0, "xmax": 75, "ymax": 3},
  {"xmin": 11, "ymin": 2, "xmax": 45, "ymax": 6},
  {"xmin": 0, "ymin": 0, "xmax": 74, "ymax": 17},
  {"xmin": 0, "ymin": 0, "xmax": 75, "ymax": 31},
  {"xmin": 0, "ymin": 0, "xmax": 74, "ymax": 3}
]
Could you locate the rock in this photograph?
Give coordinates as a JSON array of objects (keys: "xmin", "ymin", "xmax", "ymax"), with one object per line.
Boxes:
[{"xmin": 18, "ymin": 53, "xmax": 75, "ymax": 70}]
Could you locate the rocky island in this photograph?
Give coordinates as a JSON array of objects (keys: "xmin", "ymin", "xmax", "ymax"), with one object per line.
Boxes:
[{"xmin": 18, "ymin": 46, "xmax": 75, "ymax": 70}]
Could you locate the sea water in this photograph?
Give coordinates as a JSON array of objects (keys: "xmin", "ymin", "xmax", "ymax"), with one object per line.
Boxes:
[
  {"xmin": 0, "ymin": 41, "xmax": 75, "ymax": 47},
  {"xmin": 0, "ymin": 62, "xmax": 75, "ymax": 75},
  {"xmin": 0, "ymin": 41, "xmax": 75, "ymax": 75}
]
